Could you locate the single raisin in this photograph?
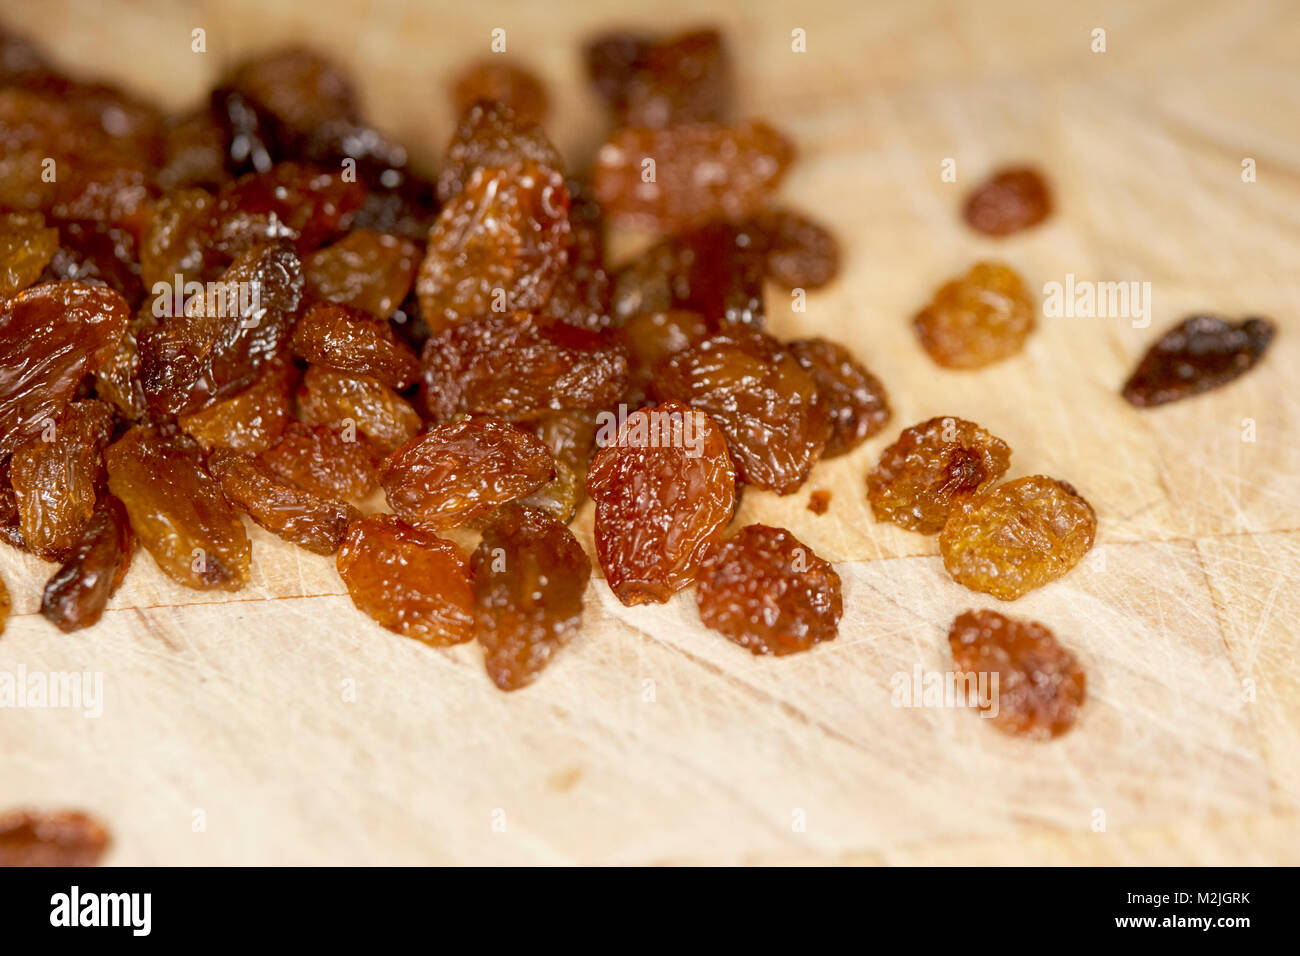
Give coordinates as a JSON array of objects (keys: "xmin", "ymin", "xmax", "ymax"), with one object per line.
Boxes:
[
  {"xmin": 451, "ymin": 60, "xmax": 549, "ymax": 124},
  {"xmin": 963, "ymin": 166, "xmax": 1052, "ymax": 236},
  {"xmin": 866, "ymin": 417, "xmax": 1011, "ymax": 534},
  {"xmin": 105, "ymin": 425, "xmax": 251, "ymax": 590},
  {"xmin": 260, "ymin": 421, "xmax": 382, "ymax": 501},
  {"xmin": 940, "ymin": 476, "xmax": 1097, "ymax": 600},
  {"xmin": 948, "ymin": 609, "xmax": 1085, "ymax": 739},
  {"xmin": 381, "ymin": 417, "xmax": 554, "ymax": 530},
  {"xmin": 0, "ymin": 458, "xmax": 25, "ymax": 551},
  {"xmin": 336, "ymin": 514, "xmax": 474, "ymax": 646},
  {"xmin": 807, "ymin": 489, "xmax": 831, "ymax": 515},
  {"xmin": 295, "ymin": 364, "xmax": 420, "ymax": 453},
  {"xmin": 1121, "ymin": 315, "xmax": 1275, "ymax": 407},
  {"xmin": 753, "ymin": 208, "xmax": 841, "ymax": 290},
  {"xmin": 472, "ymin": 506, "xmax": 592, "ymax": 691},
  {"xmin": 290, "ymin": 300, "xmax": 419, "ymax": 389},
  {"xmin": 696, "ymin": 523, "xmax": 842, "ymax": 656},
  {"xmin": 914, "ymin": 261, "xmax": 1036, "ymax": 369},
  {"xmin": 586, "ymin": 402, "xmax": 735, "ymax": 605},
  {"xmin": 40, "ymin": 494, "xmax": 134, "ymax": 633},
  {"xmin": 0, "ymin": 211, "xmax": 59, "ymax": 298},
  {"xmin": 789, "ymin": 337, "xmax": 890, "ymax": 458},
  {"xmin": 585, "ymin": 29, "xmax": 731, "ymax": 128},
  {"xmin": 616, "ymin": 309, "xmax": 709, "ymax": 407},
  {"xmin": 93, "ymin": 309, "xmax": 152, "ymax": 422},
  {"xmin": 592, "ymin": 121, "xmax": 794, "ymax": 231},
  {"xmin": 434, "ymin": 101, "xmax": 564, "ymax": 205},
  {"xmin": 652, "ymin": 326, "xmax": 829, "ymax": 494},
  {"xmin": 304, "ymin": 229, "xmax": 419, "ymax": 318},
  {"xmin": 178, "ymin": 355, "xmax": 295, "ymax": 454},
  {"xmin": 0, "ymin": 809, "xmax": 110, "ymax": 866}
]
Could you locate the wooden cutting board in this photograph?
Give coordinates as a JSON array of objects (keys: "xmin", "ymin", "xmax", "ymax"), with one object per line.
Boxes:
[{"xmin": 2, "ymin": 0, "xmax": 1297, "ymax": 865}]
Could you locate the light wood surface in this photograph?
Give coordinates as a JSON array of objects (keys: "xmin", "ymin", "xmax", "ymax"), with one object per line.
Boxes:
[{"xmin": 1, "ymin": 0, "xmax": 1297, "ymax": 865}]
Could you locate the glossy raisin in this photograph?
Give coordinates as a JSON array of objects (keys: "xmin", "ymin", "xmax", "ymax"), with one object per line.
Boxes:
[
  {"xmin": 336, "ymin": 514, "xmax": 474, "ymax": 646},
  {"xmin": 940, "ymin": 476, "xmax": 1097, "ymax": 601},
  {"xmin": 209, "ymin": 449, "xmax": 358, "ymax": 556},
  {"xmin": 789, "ymin": 337, "xmax": 890, "ymax": 458},
  {"xmin": 105, "ymin": 425, "xmax": 251, "ymax": 590},
  {"xmin": 0, "ymin": 809, "xmax": 110, "ymax": 867},
  {"xmin": 0, "ymin": 281, "xmax": 129, "ymax": 457},
  {"xmin": 963, "ymin": 167, "xmax": 1052, "ymax": 236},
  {"xmin": 696, "ymin": 524, "xmax": 842, "ymax": 656},
  {"xmin": 419, "ymin": 312, "xmax": 629, "ymax": 423},
  {"xmin": 585, "ymin": 29, "xmax": 731, "ymax": 128},
  {"xmin": 260, "ymin": 421, "xmax": 382, "ymax": 502},
  {"xmin": 592, "ymin": 121, "xmax": 794, "ymax": 231},
  {"xmin": 40, "ymin": 494, "xmax": 134, "ymax": 633},
  {"xmin": 0, "ymin": 458, "xmax": 24, "ymax": 551},
  {"xmin": 304, "ymin": 229, "xmax": 419, "ymax": 318},
  {"xmin": 866, "ymin": 417, "xmax": 1011, "ymax": 534},
  {"xmin": 177, "ymin": 355, "xmax": 295, "ymax": 454},
  {"xmin": 435, "ymin": 101, "xmax": 564, "ymax": 206},
  {"xmin": 157, "ymin": 108, "xmax": 231, "ymax": 191},
  {"xmin": 290, "ymin": 300, "xmax": 419, "ymax": 389},
  {"xmin": 381, "ymin": 418, "xmax": 553, "ymax": 530},
  {"xmin": 652, "ymin": 327, "xmax": 829, "ymax": 494},
  {"xmin": 92, "ymin": 309, "xmax": 152, "ymax": 422},
  {"xmin": 295, "ymin": 364, "xmax": 420, "ymax": 453},
  {"xmin": 1122, "ymin": 315, "xmax": 1275, "ymax": 407},
  {"xmin": 472, "ymin": 506, "xmax": 592, "ymax": 691},
  {"xmin": 948, "ymin": 610, "xmax": 1085, "ymax": 739},
  {"xmin": 451, "ymin": 60, "xmax": 549, "ymax": 124},
  {"xmin": 586, "ymin": 402, "xmax": 735, "ymax": 605},
  {"xmin": 0, "ymin": 211, "xmax": 59, "ymax": 298},
  {"xmin": 914, "ymin": 261, "xmax": 1036, "ymax": 369}
]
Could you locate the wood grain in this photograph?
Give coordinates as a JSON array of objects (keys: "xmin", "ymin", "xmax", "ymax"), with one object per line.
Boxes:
[{"xmin": 1, "ymin": 0, "xmax": 1297, "ymax": 864}]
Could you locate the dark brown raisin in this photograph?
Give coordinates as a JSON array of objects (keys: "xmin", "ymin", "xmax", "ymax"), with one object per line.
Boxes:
[
  {"xmin": 753, "ymin": 208, "xmax": 840, "ymax": 290},
  {"xmin": 544, "ymin": 177, "xmax": 612, "ymax": 332},
  {"xmin": 585, "ymin": 29, "xmax": 731, "ymax": 128},
  {"xmin": 40, "ymin": 494, "xmax": 134, "ymax": 633},
  {"xmin": 40, "ymin": 219, "xmax": 144, "ymax": 307},
  {"xmin": 696, "ymin": 523, "xmax": 842, "ymax": 656},
  {"xmin": 914, "ymin": 261, "xmax": 1036, "ymax": 369},
  {"xmin": 295, "ymin": 364, "xmax": 420, "ymax": 453},
  {"xmin": 157, "ymin": 108, "xmax": 231, "ymax": 191},
  {"xmin": 208, "ymin": 163, "xmax": 366, "ymax": 258},
  {"xmin": 1121, "ymin": 315, "xmax": 1275, "ymax": 407},
  {"xmin": 963, "ymin": 166, "xmax": 1052, "ymax": 236},
  {"xmin": 290, "ymin": 300, "xmax": 419, "ymax": 389},
  {"xmin": 788, "ymin": 337, "xmax": 891, "ymax": 458},
  {"xmin": 139, "ymin": 187, "xmax": 219, "ymax": 291},
  {"xmin": 0, "ymin": 808, "xmax": 110, "ymax": 866}
]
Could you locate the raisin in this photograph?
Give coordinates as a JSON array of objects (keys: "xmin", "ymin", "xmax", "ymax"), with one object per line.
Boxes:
[
  {"xmin": 419, "ymin": 312, "xmax": 629, "ymax": 423},
  {"xmin": 866, "ymin": 417, "xmax": 1011, "ymax": 534},
  {"xmin": 304, "ymin": 229, "xmax": 419, "ymax": 318},
  {"xmin": 652, "ymin": 327, "xmax": 829, "ymax": 494},
  {"xmin": 295, "ymin": 364, "xmax": 420, "ymax": 453},
  {"xmin": 9, "ymin": 400, "xmax": 114, "ymax": 562},
  {"xmin": 140, "ymin": 187, "xmax": 218, "ymax": 291},
  {"xmin": 472, "ymin": 506, "xmax": 591, "ymax": 691},
  {"xmin": 208, "ymin": 163, "xmax": 366, "ymax": 258},
  {"xmin": 418, "ymin": 163, "xmax": 571, "ymax": 331},
  {"xmin": 381, "ymin": 418, "xmax": 554, "ymax": 530},
  {"xmin": 40, "ymin": 219, "xmax": 144, "ymax": 306},
  {"xmin": 177, "ymin": 355, "xmax": 295, "ymax": 454},
  {"xmin": 451, "ymin": 60, "xmax": 549, "ymax": 124},
  {"xmin": 753, "ymin": 208, "xmax": 840, "ymax": 290},
  {"xmin": 616, "ymin": 309, "xmax": 709, "ymax": 407},
  {"xmin": 0, "ymin": 809, "xmax": 110, "ymax": 866},
  {"xmin": 260, "ymin": 421, "xmax": 382, "ymax": 501},
  {"xmin": 586, "ymin": 402, "xmax": 735, "ymax": 605},
  {"xmin": 40, "ymin": 494, "xmax": 134, "ymax": 633},
  {"xmin": 0, "ymin": 281, "xmax": 129, "ymax": 457},
  {"xmin": 290, "ymin": 300, "xmax": 419, "ymax": 389},
  {"xmin": 105, "ymin": 425, "xmax": 251, "ymax": 590},
  {"xmin": 209, "ymin": 449, "xmax": 358, "ymax": 555},
  {"xmin": 514, "ymin": 410, "xmax": 600, "ymax": 523},
  {"xmin": 807, "ymin": 489, "xmax": 831, "ymax": 515},
  {"xmin": 940, "ymin": 476, "xmax": 1097, "ymax": 601},
  {"xmin": 544, "ymin": 177, "xmax": 613, "ymax": 332},
  {"xmin": 948, "ymin": 610, "xmax": 1085, "ymax": 739},
  {"xmin": 914, "ymin": 261, "xmax": 1036, "ymax": 369},
  {"xmin": 158, "ymin": 108, "xmax": 231, "ymax": 192},
  {"xmin": 93, "ymin": 310, "xmax": 151, "ymax": 422},
  {"xmin": 1122, "ymin": 315, "xmax": 1275, "ymax": 407},
  {"xmin": 696, "ymin": 523, "xmax": 842, "ymax": 656},
  {"xmin": 585, "ymin": 29, "xmax": 731, "ymax": 128},
  {"xmin": 435, "ymin": 101, "xmax": 564, "ymax": 206},
  {"xmin": 138, "ymin": 239, "xmax": 303, "ymax": 416},
  {"xmin": 336, "ymin": 514, "xmax": 474, "ymax": 646},
  {"xmin": 963, "ymin": 166, "xmax": 1052, "ymax": 236},
  {"xmin": 0, "ymin": 211, "xmax": 59, "ymax": 298},
  {"xmin": 789, "ymin": 337, "xmax": 890, "ymax": 458},
  {"xmin": 592, "ymin": 121, "xmax": 794, "ymax": 231}
]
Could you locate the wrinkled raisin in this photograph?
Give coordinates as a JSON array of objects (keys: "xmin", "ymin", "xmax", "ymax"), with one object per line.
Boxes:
[
  {"xmin": 963, "ymin": 166, "xmax": 1052, "ymax": 236},
  {"xmin": 0, "ymin": 211, "xmax": 59, "ymax": 298},
  {"xmin": 260, "ymin": 421, "xmax": 382, "ymax": 501},
  {"xmin": 585, "ymin": 29, "xmax": 731, "ymax": 128},
  {"xmin": 336, "ymin": 514, "xmax": 474, "ymax": 646},
  {"xmin": 807, "ymin": 489, "xmax": 831, "ymax": 515},
  {"xmin": 451, "ymin": 60, "xmax": 549, "ymax": 124},
  {"xmin": 593, "ymin": 121, "xmax": 794, "ymax": 231},
  {"xmin": 940, "ymin": 476, "xmax": 1097, "ymax": 600},
  {"xmin": 93, "ymin": 309, "xmax": 151, "ymax": 422},
  {"xmin": 586, "ymin": 402, "xmax": 735, "ymax": 605},
  {"xmin": 0, "ymin": 809, "xmax": 110, "ymax": 866},
  {"xmin": 40, "ymin": 494, "xmax": 134, "ymax": 633},
  {"xmin": 696, "ymin": 524, "xmax": 842, "ymax": 656},
  {"xmin": 304, "ymin": 229, "xmax": 419, "ymax": 318},
  {"xmin": 1122, "ymin": 315, "xmax": 1275, "ymax": 408},
  {"xmin": 914, "ymin": 261, "xmax": 1036, "ymax": 369},
  {"xmin": 178, "ymin": 355, "xmax": 295, "ymax": 454},
  {"xmin": 866, "ymin": 417, "xmax": 1011, "ymax": 534},
  {"xmin": 652, "ymin": 326, "xmax": 829, "ymax": 494},
  {"xmin": 435, "ymin": 101, "xmax": 564, "ymax": 206},
  {"xmin": 295, "ymin": 364, "xmax": 420, "ymax": 453},
  {"xmin": 948, "ymin": 609, "xmax": 1085, "ymax": 738},
  {"xmin": 105, "ymin": 425, "xmax": 251, "ymax": 590},
  {"xmin": 472, "ymin": 506, "xmax": 591, "ymax": 691},
  {"xmin": 0, "ymin": 458, "xmax": 24, "ymax": 551},
  {"xmin": 381, "ymin": 418, "xmax": 554, "ymax": 530},
  {"xmin": 789, "ymin": 337, "xmax": 890, "ymax": 458},
  {"xmin": 290, "ymin": 300, "xmax": 419, "ymax": 389}
]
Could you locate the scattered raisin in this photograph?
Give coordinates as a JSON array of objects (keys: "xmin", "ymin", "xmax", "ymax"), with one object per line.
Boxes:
[
  {"xmin": 789, "ymin": 337, "xmax": 890, "ymax": 458},
  {"xmin": 40, "ymin": 494, "xmax": 134, "ymax": 633},
  {"xmin": 0, "ymin": 210, "xmax": 59, "ymax": 298},
  {"xmin": 295, "ymin": 364, "xmax": 420, "ymax": 453},
  {"xmin": 472, "ymin": 506, "xmax": 591, "ymax": 691},
  {"xmin": 948, "ymin": 609, "xmax": 1085, "ymax": 739},
  {"xmin": 0, "ymin": 809, "xmax": 110, "ymax": 867},
  {"xmin": 259, "ymin": 421, "xmax": 382, "ymax": 501},
  {"xmin": 304, "ymin": 229, "xmax": 419, "ymax": 318},
  {"xmin": 451, "ymin": 60, "xmax": 549, "ymax": 124},
  {"xmin": 336, "ymin": 514, "xmax": 474, "ymax": 646},
  {"xmin": 290, "ymin": 300, "xmax": 419, "ymax": 389},
  {"xmin": 586, "ymin": 402, "xmax": 735, "ymax": 605},
  {"xmin": 940, "ymin": 476, "xmax": 1097, "ymax": 601},
  {"xmin": 807, "ymin": 489, "xmax": 831, "ymax": 515},
  {"xmin": 585, "ymin": 28, "xmax": 731, "ymax": 128},
  {"xmin": 914, "ymin": 261, "xmax": 1036, "ymax": 369},
  {"xmin": 696, "ymin": 524, "xmax": 842, "ymax": 656},
  {"xmin": 866, "ymin": 417, "xmax": 1011, "ymax": 534},
  {"xmin": 963, "ymin": 166, "xmax": 1052, "ymax": 236},
  {"xmin": 1122, "ymin": 315, "xmax": 1275, "ymax": 407}
]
